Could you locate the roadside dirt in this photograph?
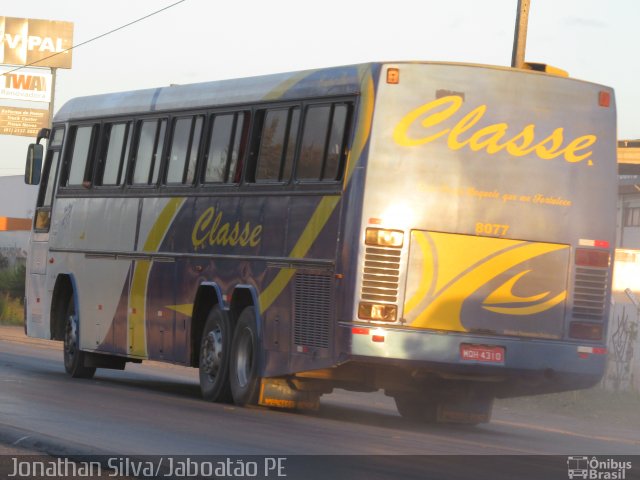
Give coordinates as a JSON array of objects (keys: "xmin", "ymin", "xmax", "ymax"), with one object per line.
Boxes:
[{"xmin": 495, "ymin": 388, "xmax": 640, "ymax": 432}]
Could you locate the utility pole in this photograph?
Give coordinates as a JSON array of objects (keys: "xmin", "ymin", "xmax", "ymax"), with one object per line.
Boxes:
[
  {"xmin": 48, "ymin": 67, "xmax": 57, "ymax": 129},
  {"xmin": 511, "ymin": 0, "xmax": 531, "ymax": 68}
]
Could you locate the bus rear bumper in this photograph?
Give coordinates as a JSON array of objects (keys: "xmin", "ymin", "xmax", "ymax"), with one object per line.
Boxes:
[{"xmin": 346, "ymin": 325, "xmax": 607, "ymax": 395}]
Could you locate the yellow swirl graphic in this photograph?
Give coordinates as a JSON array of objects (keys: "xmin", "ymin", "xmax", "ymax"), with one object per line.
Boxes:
[
  {"xmin": 481, "ymin": 269, "xmax": 567, "ymax": 315},
  {"xmin": 406, "ymin": 232, "xmax": 569, "ymax": 331},
  {"xmin": 483, "ymin": 270, "xmax": 550, "ymax": 305}
]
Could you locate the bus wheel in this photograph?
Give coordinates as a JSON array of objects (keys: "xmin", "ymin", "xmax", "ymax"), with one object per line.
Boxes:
[
  {"xmin": 393, "ymin": 394, "xmax": 438, "ymax": 423},
  {"xmin": 199, "ymin": 306, "xmax": 233, "ymax": 403},
  {"xmin": 229, "ymin": 307, "xmax": 260, "ymax": 406},
  {"xmin": 63, "ymin": 291, "xmax": 96, "ymax": 379}
]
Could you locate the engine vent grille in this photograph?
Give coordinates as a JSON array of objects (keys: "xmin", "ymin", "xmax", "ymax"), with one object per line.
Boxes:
[
  {"xmin": 294, "ymin": 273, "xmax": 332, "ymax": 349},
  {"xmin": 572, "ymin": 267, "xmax": 608, "ymax": 321}
]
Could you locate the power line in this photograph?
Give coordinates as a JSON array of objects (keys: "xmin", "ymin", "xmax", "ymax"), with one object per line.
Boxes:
[{"xmin": 0, "ymin": 0, "xmax": 187, "ymax": 76}]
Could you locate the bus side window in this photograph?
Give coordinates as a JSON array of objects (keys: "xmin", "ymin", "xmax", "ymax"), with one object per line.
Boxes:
[
  {"xmin": 166, "ymin": 115, "xmax": 203, "ymax": 185},
  {"xmin": 40, "ymin": 127, "xmax": 65, "ymax": 206},
  {"xmin": 249, "ymin": 107, "xmax": 300, "ymax": 183},
  {"xmin": 297, "ymin": 106, "xmax": 330, "ymax": 180},
  {"xmin": 63, "ymin": 124, "xmax": 98, "ymax": 188},
  {"xmin": 297, "ymin": 103, "xmax": 350, "ymax": 182},
  {"xmin": 324, "ymin": 104, "xmax": 349, "ymax": 180},
  {"xmin": 203, "ymin": 111, "xmax": 249, "ymax": 184},
  {"xmin": 204, "ymin": 114, "xmax": 234, "ymax": 183},
  {"xmin": 34, "ymin": 127, "xmax": 65, "ymax": 231},
  {"xmin": 230, "ymin": 112, "xmax": 249, "ymax": 183},
  {"xmin": 98, "ymin": 122, "xmax": 132, "ymax": 186},
  {"xmin": 132, "ymin": 119, "xmax": 167, "ymax": 185}
]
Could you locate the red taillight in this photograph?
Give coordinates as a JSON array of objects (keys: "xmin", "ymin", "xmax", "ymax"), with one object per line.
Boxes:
[
  {"xmin": 569, "ymin": 322, "xmax": 603, "ymax": 341},
  {"xmin": 579, "ymin": 239, "xmax": 610, "ymax": 248},
  {"xmin": 352, "ymin": 327, "xmax": 369, "ymax": 335},
  {"xmin": 598, "ymin": 90, "xmax": 610, "ymax": 107},
  {"xmin": 575, "ymin": 248, "xmax": 610, "ymax": 267},
  {"xmin": 578, "ymin": 346, "xmax": 607, "ymax": 355}
]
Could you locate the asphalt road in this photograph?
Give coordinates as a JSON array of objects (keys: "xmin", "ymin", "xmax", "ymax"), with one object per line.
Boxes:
[{"xmin": 1, "ymin": 326, "xmax": 638, "ymax": 479}]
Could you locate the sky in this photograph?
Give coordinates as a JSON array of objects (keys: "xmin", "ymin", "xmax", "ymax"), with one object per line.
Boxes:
[{"xmin": 1, "ymin": 0, "xmax": 639, "ymax": 176}]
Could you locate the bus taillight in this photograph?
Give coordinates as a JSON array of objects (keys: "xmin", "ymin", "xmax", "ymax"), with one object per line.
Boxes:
[
  {"xmin": 358, "ymin": 302, "xmax": 397, "ymax": 322},
  {"xmin": 365, "ymin": 227, "xmax": 404, "ymax": 247},
  {"xmin": 575, "ymin": 248, "xmax": 609, "ymax": 268},
  {"xmin": 569, "ymin": 322, "xmax": 603, "ymax": 341}
]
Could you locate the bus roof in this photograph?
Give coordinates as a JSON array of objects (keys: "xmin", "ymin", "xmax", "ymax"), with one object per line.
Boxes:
[
  {"xmin": 54, "ymin": 63, "xmax": 367, "ymax": 123},
  {"xmin": 54, "ymin": 60, "xmax": 609, "ymax": 123}
]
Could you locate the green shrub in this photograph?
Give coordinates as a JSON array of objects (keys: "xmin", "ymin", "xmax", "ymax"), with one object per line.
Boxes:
[
  {"xmin": 0, "ymin": 294, "xmax": 24, "ymax": 325},
  {"xmin": 0, "ymin": 264, "xmax": 25, "ymax": 325},
  {"xmin": 0, "ymin": 264, "xmax": 26, "ymax": 301}
]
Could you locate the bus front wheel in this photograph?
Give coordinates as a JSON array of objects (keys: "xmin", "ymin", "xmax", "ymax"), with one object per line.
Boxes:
[
  {"xmin": 229, "ymin": 307, "xmax": 260, "ymax": 406},
  {"xmin": 63, "ymin": 291, "xmax": 96, "ymax": 379},
  {"xmin": 199, "ymin": 306, "xmax": 233, "ymax": 403}
]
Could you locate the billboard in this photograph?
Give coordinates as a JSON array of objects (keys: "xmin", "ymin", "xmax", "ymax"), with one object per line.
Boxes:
[
  {"xmin": 0, "ymin": 16, "xmax": 73, "ymax": 69},
  {"xmin": 0, "ymin": 106, "xmax": 49, "ymax": 137},
  {"xmin": 0, "ymin": 67, "xmax": 52, "ymax": 102}
]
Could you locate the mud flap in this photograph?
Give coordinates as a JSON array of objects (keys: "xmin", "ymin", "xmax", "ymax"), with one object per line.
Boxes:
[{"xmin": 258, "ymin": 378, "xmax": 320, "ymax": 411}]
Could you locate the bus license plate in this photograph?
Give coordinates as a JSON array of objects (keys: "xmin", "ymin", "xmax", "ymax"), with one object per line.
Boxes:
[{"xmin": 460, "ymin": 344, "xmax": 505, "ymax": 364}]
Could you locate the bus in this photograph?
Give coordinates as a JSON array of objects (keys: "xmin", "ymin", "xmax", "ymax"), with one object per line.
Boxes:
[{"xmin": 23, "ymin": 61, "xmax": 616, "ymax": 423}]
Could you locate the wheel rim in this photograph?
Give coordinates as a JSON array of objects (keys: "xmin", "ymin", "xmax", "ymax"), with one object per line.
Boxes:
[
  {"xmin": 201, "ymin": 325, "xmax": 224, "ymax": 382},
  {"xmin": 235, "ymin": 327, "xmax": 253, "ymax": 388}
]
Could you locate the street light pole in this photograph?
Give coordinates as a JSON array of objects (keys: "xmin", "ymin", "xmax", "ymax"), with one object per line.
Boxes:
[{"xmin": 511, "ymin": 0, "xmax": 531, "ymax": 68}]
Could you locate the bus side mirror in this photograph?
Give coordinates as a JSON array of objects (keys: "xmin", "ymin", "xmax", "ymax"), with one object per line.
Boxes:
[{"xmin": 25, "ymin": 144, "xmax": 43, "ymax": 185}]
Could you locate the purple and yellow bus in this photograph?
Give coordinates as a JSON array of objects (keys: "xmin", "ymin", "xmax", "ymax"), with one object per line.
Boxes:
[{"xmin": 24, "ymin": 61, "xmax": 616, "ymax": 423}]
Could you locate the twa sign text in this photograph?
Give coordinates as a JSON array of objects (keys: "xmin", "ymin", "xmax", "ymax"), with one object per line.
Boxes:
[{"xmin": 0, "ymin": 67, "xmax": 52, "ymax": 102}]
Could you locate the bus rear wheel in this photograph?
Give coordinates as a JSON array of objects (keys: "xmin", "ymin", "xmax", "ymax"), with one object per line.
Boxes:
[
  {"xmin": 229, "ymin": 307, "xmax": 260, "ymax": 406},
  {"xmin": 199, "ymin": 306, "xmax": 233, "ymax": 403},
  {"xmin": 63, "ymin": 290, "xmax": 96, "ymax": 379}
]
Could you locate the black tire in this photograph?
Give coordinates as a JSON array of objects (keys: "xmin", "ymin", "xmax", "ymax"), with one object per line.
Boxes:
[
  {"xmin": 63, "ymin": 289, "xmax": 96, "ymax": 379},
  {"xmin": 229, "ymin": 307, "xmax": 260, "ymax": 406},
  {"xmin": 199, "ymin": 306, "xmax": 233, "ymax": 403},
  {"xmin": 394, "ymin": 394, "xmax": 438, "ymax": 423}
]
